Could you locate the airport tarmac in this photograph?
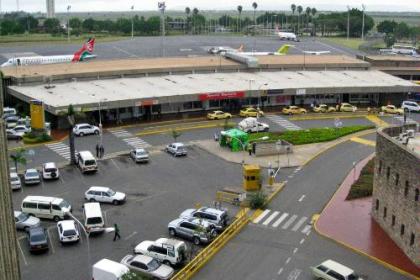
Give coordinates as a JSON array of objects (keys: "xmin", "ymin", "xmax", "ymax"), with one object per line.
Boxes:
[{"xmin": 0, "ymin": 35, "xmax": 360, "ymax": 63}]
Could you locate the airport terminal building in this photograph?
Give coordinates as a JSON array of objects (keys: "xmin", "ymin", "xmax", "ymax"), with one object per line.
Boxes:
[{"xmin": 2, "ymin": 55, "xmax": 419, "ymax": 128}]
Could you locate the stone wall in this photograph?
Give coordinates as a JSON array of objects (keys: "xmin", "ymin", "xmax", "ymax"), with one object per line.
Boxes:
[
  {"xmin": 372, "ymin": 125, "xmax": 420, "ymax": 266},
  {"xmin": 254, "ymin": 140, "xmax": 293, "ymax": 157}
]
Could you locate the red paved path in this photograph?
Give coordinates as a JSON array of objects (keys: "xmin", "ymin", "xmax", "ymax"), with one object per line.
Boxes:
[{"xmin": 316, "ymin": 153, "xmax": 420, "ymax": 278}]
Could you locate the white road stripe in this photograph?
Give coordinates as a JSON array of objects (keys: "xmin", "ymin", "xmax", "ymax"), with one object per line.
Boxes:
[
  {"xmin": 272, "ymin": 213, "xmax": 289, "ymax": 228},
  {"xmin": 292, "ymin": 217, "xmax": 307, "ymax": 232},
  {"xmin": 301, "ymin": 225, "xmax": 312, "ymax": 234},
  {"xmin": 262, "ymin": 211, "xmax": 279, "ymax": 226},
  {"xmin": 298, "ymin": 195, "xmax": 305, "ymax": 202},
  {"xmin": 266, "ymin": 115, "xmax": 301, "ymax": 131},
  {"xmin": 253, "ymin": 209, "xmax": 271, "ymax": 223},
  {"xmin": 282, "ymin": 215, "xmax": 298, "ymax": 230},
  {"xmin": 277, "ymin": 268, "xmax": 284, "ymax": 275}
]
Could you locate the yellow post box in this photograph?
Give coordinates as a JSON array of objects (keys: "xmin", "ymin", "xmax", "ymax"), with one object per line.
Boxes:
[
  {"xmin": 30, "ymin": 100, "xmax": 45, "ymax": 130},
  {"xmin": 243, "ymin": 164, "xmax": 261, "ymax": 191}
]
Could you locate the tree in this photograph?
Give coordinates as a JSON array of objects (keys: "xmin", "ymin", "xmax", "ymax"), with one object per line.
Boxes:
[
  {"xmin": 291, "ymin": 4, "xmax": 296, "ymax": 31},
  {"xmin": 395, "ymin": 22, "xmax": 410, "ymax": 40},
  {"xmin": 305, "ymin": 7, "xmax": 311, "ymax": 28},
  {"xmin": 17, "ymin": 15, "xmax": 38, "ymax": 33},
  {"xmin": 297, "ymin": 6, "xmax": 303, "ymax": 33},
  {"xmin": 10, "ymin": 148, "xmax": 26, "ymax": 173},
  {"xmin": 0, "ymin": 19, "xmax": 24, "ymax": 35},
  {"xmin": 185, "ymin": 7, "xmax": 190, "ymax": 33},
  {"xmin": 44, "ymin": 18, "xmax": 61, "ymax": 34},
  {"xmin": 252, "ymin": 2, "xmax": 258, "ymax": 26},
  {"xmin": 311, "ymin": 7, "xmax": 317, "ymax": 17},
  {"xmin": 69, "ymin": 17, "xmax": 82, "ymax": 35},
  {"xmin": 237, "ymin": 5, "xmax": 243, "ymax": 32},
  {"xmin": 377, "ymin": 20, "xmax": 397, "ymax": 35},
  {"xmin": 82, "ymin": 18, "xmax": 95, "ymax": 32},
  {"xmin": 171, "ymin": 129, "xmax": 181, "ymax": 141},
  {"xmin": 384, "ymin": 34, "xmax": 396, "ymax": 47}
]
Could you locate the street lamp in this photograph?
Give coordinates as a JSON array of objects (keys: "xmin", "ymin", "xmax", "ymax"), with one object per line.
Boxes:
[
  {"xmin": 67, "ymin": 5, "xmax": 71, "ymax": 42},
  {"xmin": 131, "ymin": 5, "xmax": 134, "ymax": 40},
  {"xmin": 158, "ymin": 2, "xmax": 166, "ymax": 57},
  {"xmin": 98, "ymin": 98, "xmax": 107, "ymax": 147}
]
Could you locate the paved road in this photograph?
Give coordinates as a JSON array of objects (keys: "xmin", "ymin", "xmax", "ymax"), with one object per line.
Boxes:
[
  {"xmin": 0, "ymin": 35, "xmax": 357, "ymax": 63},
  {"xmin": 196, "ymin": 139, "xmax": 408, "ymax": 280}
]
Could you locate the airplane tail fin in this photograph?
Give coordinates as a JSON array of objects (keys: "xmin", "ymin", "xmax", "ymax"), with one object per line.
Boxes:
[
  {"xmin": 277, "ymin": 44, "xmax": 290, "ymax": 55},
  {"xmin": 72, "ymin": 38, "xmax": 96, "ymax": 62},
  {"xmin": 238, "ymin": 44, "xmax": 244, "ymax": 52}
]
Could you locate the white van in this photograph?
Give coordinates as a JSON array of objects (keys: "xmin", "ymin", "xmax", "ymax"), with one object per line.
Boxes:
[
  {"xmin": 76, "ymin": 151, "xmax": 98, "ymax": 173},
  {"xmin": 311, "ymin": 259, "xmax": 364, "ymax": 280},
  {"xmin": 92, "ymin": 258, "xmax": 129, "ymax": 280},
  {"xmin": 83, "ymin": 202, "xmax": 105, "ymax": 233},
  {"xmin": 3, "ymin": 107, "xmax": 17, "ymax": 117},
  {"xmin": 21, "ymin": 196, "xmax": 72, "ymax": 222}
]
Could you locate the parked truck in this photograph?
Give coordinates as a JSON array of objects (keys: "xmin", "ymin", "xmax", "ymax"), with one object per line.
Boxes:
[
  {"xmin": 238, "ymin": 117, "xmax": 269, "ymax": 133},
  {"xmin": 92, "ymin": 259, "xmax": 129, "ymax": 280}
]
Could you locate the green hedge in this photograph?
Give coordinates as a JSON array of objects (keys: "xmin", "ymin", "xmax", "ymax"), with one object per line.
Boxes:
[
  {"xmin": 22, "ymin": 133, "xmax": 52, "ymax": 144},
  {"xmin": 346, "ymin": 159, "xmax": 374, "ymax": 200},
  {"xmin": 249, "ymin": 125, "xmax": 374, "ymax": 145}
]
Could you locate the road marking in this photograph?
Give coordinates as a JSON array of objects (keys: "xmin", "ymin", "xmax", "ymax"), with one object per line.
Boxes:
[
  {"xmin": 47, "ymin": 228, "xmax": 55, "ymax": 254},
  {"xmin": 272, "ymin": 213, "xmax": 289, "ymax": 228},
  {"xmin": 298, "ymin": 195, "xmax": 305, "ymax": 202},
  {"xmin": 253, "ymin": 209, "xmax": 271, "ymax": 224},
  {"xmin": 113, "ymin": 46, "xmax": 139, "ymax": 58},
  {"xmin": 277, "ymin": 268, "xmax": 284, "ymax": 275},
  {"xmin": 123, "ymin": 137, "xmax": 151, "ymax": 149},
  {"xmin": 17, "ymin": 239, "xmax": 28, "ymax": 266},
  {"xmin": 293, "ymin": 247, "xmax": 298, "ymax": 254},
  {"xmin": 282, "ymin": 215, "xmax": 298, "ymax": 230},
  {"xmin": 262, "ymin": 211, "xmax": 280, "ymax": 226},
  {"xmin": 301, "ymin": 225, "xmax": 312, "ymax": 234},
  {"xmin": 350, "ymin": 137, "xmax": 376, "ymax": 147},
  {"xmin": 292, "ymin": 217, "xmax": 308, "ymax": 232},
  {"xmin": 111, "ymin": 159, "xmax": 121, "ymax": 170},
  {"xmin": 124, "ymin": 231, "xmax": 138, "ymax": 241},
  {"xmin": 285, "ymin": 257, "xmax": 291, "ymax": 264},
  {"xmin": 366, "ymin": 115, "xmax": 389, "ymax": 128},
  {"xmin": 287, "ymin": 269, "xmax": 302, "ymax": 280},
  {"xmin": 266, "ymin": 115, "xmax": 301, "ymax": 130},
  {"xmin": 300, "ymin": 238, "xmax": 305, "ymax": 245},
  {"xmin": 288, "ymin": 175, "xmax": 294, "ymax": 178}
]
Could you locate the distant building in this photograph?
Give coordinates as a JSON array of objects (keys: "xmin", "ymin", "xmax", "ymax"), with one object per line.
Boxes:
[{"xmin": 46, "ymin": 0, "xmax": 55, "ymax": 18}]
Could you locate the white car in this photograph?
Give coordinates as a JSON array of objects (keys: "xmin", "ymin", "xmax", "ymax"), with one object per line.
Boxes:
[
  {"xmin": 73, "ymin": 123, "xmax": 100, "ymax": 136},
  {"xmin": 165, "ymin": 143, "xmax": 187, "ymax": 157},
  {"xmin": 24, "ymin": 169, "xmax": 41, "ymax": 185},
  {"xmin": 14, "ymin": 211, "xmax": 40, "ymax": 231},
  {"xmin": 179, "ymin": 207, "xmax": 229, "ymax": 232},
  {"xmin": 42, "ymin": 162, "xmax": 59, "ymax": 180},
  {"xmin": 10, "ymin": 172, "xmax": 21, "ymax": 190},
  {"xmin": 120, "ymin": 254, "xmax": 174, "ymax": 280},
  {"xmin": 130, "ymin": 148, "xmax": 149, "ymax": 163},
  {"xmin": 134, "ymin": 238, "xmax": 187, "ymax": 266},
  {"xmin": 402, "ymin": 100, "xmax": 420, "ymax": 112},
  {"xmin": 57, "ymin": 220, "xmax": 80, "ymax": 243},
  {"xmin": 84, "ymin": 186, "xmax": 126, "ymax": 205},
  {"xmin": 7, "ymin": 125, "xmax": 31, "ymax": 136}
]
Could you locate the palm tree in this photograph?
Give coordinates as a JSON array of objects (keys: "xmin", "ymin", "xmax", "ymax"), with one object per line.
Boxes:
[
  {"xmin": 10, "ymin": 148, "xmax": 26, "ymax": 173},
  {"xmin": 252, "ymin": 2, "xmax": 258, "ymax": 27},
  {"xmin": 305, "ymin": 7, "xmax": 311, "ymax": 28},
  {"xmin": 192, "ymin": 7, "xmax": 199, "ymax": 34},
  {"xmin": 297, "ymin": 5, "xmax": 303, "ymax": 34},
  {"xmin": 185, "ymin": 7, "xmax": 190, "ymax": 33},
  {"xmin": 237, "ymin": 5, "xmax": 243, "ymax": 33},
  {"xmin": 311, "ymin": 7, "xmax": 317, "ymax": 36},
  {"xmin": 311, "ymin": 7, "xmax": 317, "ymax": 17},
  {"xmin": 291, "ymin": 4, "xmax": 296, "ymax": 31}
]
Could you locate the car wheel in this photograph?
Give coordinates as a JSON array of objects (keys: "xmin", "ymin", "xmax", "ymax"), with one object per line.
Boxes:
[
  {"xmin": 169, "ymin": 228, "xmax": 176, "ymax": 236},
  {"xmin": 112, "ymin": 200, "xmax": 119, "ymax": 205},
  {"xmin": 89, "ymin": 198, "xmax": 96, "ymax": 202},
  {"xmin": 79, "ymin": 132, "xmax": 84, "ymax": 137},
  {"xmin": 264, "ymin": 128, "xmax": 269, "ymax": 132},
  {"xmin": 193, "ymin": 236, "xmax": 201, "ymax": 245},
  {"xmin": 163, "ymin": 260, "xmax": 171, "ymax": 266},
  {"xmin": 94, "ymin": 130, "xmax": 99, "ymax": 135},
  {"xmin": 23, "ymin": 226, "xmax": 29, "ymax": 232},
  {"xmin": 53, "ymin": 216, "xmax": 60, "ymax": 222}
]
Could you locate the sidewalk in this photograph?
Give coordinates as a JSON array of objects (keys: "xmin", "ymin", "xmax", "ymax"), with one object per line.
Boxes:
[
  {"xmin": 315, "ymin": 154, "xmax": 420, "ymax": 278},
  {"xmin": 192, "ymin": 129, "xmax": 376, "ymax": 168}
]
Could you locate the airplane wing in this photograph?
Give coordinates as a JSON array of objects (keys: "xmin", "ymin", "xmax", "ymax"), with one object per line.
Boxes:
[{"xmin": 302, "ymin": 51, "xmax": 331, "ymax": 55}]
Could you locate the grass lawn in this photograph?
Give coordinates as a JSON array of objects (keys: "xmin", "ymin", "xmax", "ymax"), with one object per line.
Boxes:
[
  {"xmin": 248, "ymin": 125, "xmax": 374, "ymax": 145},
  {"xmin": 321, "ymin": 37, "xmax": 366, "ymax": 50},
  {"xmin": 346, "ymin": 158, "xmax": 374, "ymax": 200}
]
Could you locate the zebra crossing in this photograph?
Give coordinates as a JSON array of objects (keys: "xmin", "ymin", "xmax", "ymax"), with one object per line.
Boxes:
[
  {"xmin": 252, "ymin": 209, "xmax": 311, "ymax": 235},
  {"xmin": 46, "ymin": 142, "xmax": 75, "ymax": 160},
  {"xmin": 109, "ymin": 128, "xmax": 151, "ymax": 149},
  {"xmin": 393, "ymin": 116, "xmax": 417, "ymax": 124},
  {"xmin": 266, "ymin": 115, "xmax": 301, "ymax": 130}
]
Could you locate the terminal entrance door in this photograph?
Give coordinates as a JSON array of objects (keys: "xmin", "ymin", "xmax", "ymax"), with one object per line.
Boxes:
[
  {"xmin": 342, "ymin": 94, "xmax": 349, "ymax": 103},
  {"xmin": 143, "ymin": 105, "xmax": 152, "ymax": 121}
]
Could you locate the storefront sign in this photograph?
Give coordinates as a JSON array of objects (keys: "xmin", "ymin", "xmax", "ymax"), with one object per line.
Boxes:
[
  {"xmin": 296, "ymin": 89, "xmax": 306, "ymax": 96},
  {"xmin": 199, "ymin": 91, "xmax": 245, "ymax": 101},
  {"xmin": 136, "ymin": 99, "xmax": 159, "ymax": 106}
]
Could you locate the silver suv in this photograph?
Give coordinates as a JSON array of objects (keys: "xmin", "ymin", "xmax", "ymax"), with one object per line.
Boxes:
[
  {"xmin": 165, "ymin": 143, "xmax": 187, "ymax": 157},
  {"xmin": 179, "ymin": 207, "xmax": 229, "ymax": 232},
  {"xmin": 73, "ymin": 123, "xmax": 100, "ymax": 136},
  {"xmin": 168, "ymin": 218, "xmax": 216, "ymax": 245}
]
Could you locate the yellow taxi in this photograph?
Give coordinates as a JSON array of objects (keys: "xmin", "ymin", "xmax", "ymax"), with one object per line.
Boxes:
[
  {"xmin": 282, "ymin": 106, "xmax": 307, "ymax": 115},
  {"xmin": 380, "ymin": 105, "xmax": 404, "ymax": 115},
  {"xmin": 340, "ymin": 103, "xmax": 357, "ymax": 112},
  {"xmin": 207, "ymin": 110, "xmax": 232, "ymax": 120},
  {"xmin": 239, "ymin": 107, "xmax": 264, "ymax": 117},
  {"xmin": 313, "ymin": 104, "xmax": 337, "ymax": 113}
]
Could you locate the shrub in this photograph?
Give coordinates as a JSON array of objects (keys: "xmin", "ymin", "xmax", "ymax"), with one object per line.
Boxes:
[
  {"xmin": 346, "ymin": 159, "xmax": 374, "ymax": 200},
  {"xmin": 22, "ymin": 133, "xmax": 52, "ymax": 144},
  {"xmin": 249, "ymin": 191, "xmax": 267, "ymax": 209}
]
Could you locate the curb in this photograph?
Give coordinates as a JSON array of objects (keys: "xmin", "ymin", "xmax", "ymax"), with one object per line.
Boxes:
[
  {"xmin": 8, "ymin": 135, "xmax": 69, "ymax": 152},
  {"xmin": 313, "ymin": 153, "xmax": 418, "ymax": 280}
]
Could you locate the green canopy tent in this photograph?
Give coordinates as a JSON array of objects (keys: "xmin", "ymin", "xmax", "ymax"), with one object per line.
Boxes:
[{"xmin": 220, "ymin": 128, "xmax": 249, "ymax": 152}]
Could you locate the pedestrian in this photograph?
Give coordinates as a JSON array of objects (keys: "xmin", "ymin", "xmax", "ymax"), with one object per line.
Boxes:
[
  {"xmin": 214, "ymin": 132, "xmax": 219, "ymax": 142},
  {"xmin": 95, "ymin": 143, "xmax": 100, "ymax": 158},
  {"xmin": 99, "ymin": 145, "xmax": 105, "ymax": 158},
  {"xmin": 113, "ymin": 223, "xmax": 121, "ymax": 241},
  {"xmin": 404, "ymin": 112, "xmax": 407, "ymax": 124},
  {"xmin": 247, "ymin": 143, "xmax": 252, "ymax": 156}
]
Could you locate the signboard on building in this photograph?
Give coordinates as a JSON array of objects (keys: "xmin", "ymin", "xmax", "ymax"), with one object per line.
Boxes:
[
  {"xmin": 30, "ymin": 100, "xmax": 45, "ymax": 130},
  {"xmin": 135, "ymin": 99, "xmax": 159, "ymax": 106},
  {"xmin": 296, "ymin": 89, "xmax": 306, "ymax": 96},
  {"xmin": 199, "ymin": 91, "xmax": 245, "ymax": 101},
  {"xmin": 267, "ymin": 89, "xmax": 284, "ymax": 95}
]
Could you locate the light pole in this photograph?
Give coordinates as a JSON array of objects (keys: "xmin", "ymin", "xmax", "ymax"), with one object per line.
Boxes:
[
  {"xmin": 257, "ymin": 83, "xmax": 268, "ymax": 124},
  {"xmin": 347, "ymin": 6, "xmax": 350, "ymax": 40},
  {"xmin": 158, "ymin": 2, "xmax": 166, "ymax": 57},
  {"xmin": 361, "ymin": 4, "xmax": 366, "ymax": 40},
  {"xmin": 131, "ymin": 5, "xmax": 134, "ymax": 40},
  {"xmin": 98, "ymin": 98, "xmax": 107, "ymax": 147},
  {"xmin": 67, "ymin": 5, "xmax": 71, "ymax": 42}
]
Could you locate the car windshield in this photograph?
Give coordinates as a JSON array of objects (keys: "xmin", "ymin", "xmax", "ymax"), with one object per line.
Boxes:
[
  {"xmin": 59, "ymin": 200, "xmax": 70, "ymax": 209},
  {"xmin": 85, "ymin": 160, "xmax": 96, "ymax": 166},
  {"xmin": 147, "ymin": 259, "xmax": 160, "ymax": 271},
  {"xmin": 11, "ymin": 177, "xmax": 19, "ymax": 182},
  {"xmin": 26, "ymin": 171, "xmax": 38, "ymax": 177},
  {"xmin": 30, "ymin": 233, "xmax": 45, "ymax": 242},
  {"xmin": 107, "ymin": 190, "xmax": 116, "ymax": 196},
  {"xmin": 63, "ymin": 229, "xmax": 77, "ymax": 237},
  {"xmin": 17, "ymin": 212, "xmax": 28, "ymax": 222},
  {"xmin": 137, "ymin": 150, "xmax": 147, "ymax": 155},
  {"xmin": 348, "ymin": 273, "xmax": 359, "ymax": 280},
  {"xmin": 44, "ymin": 168, "xmax": 57, "ymax": 172}
]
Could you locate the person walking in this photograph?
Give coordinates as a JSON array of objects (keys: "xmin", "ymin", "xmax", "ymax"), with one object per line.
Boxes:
[
  {"xmin": 99, "ymin": 145, "xmax": 105, "ymax": 158},
  {"xmin": 247, "ymin": 143, "xmax": 252, "ymax": 156},
  {"xmin": 113, "ymin": 223, "xmax": 121, "ymax": 241},
  {"xmin": 95, "ymin": 143, "xmax": 100, "ymax": 158}
]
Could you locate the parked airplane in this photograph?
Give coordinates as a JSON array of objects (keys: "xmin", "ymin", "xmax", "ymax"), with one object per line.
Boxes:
[
  {"xmin": 278, "ymin": 31, "xmax": 299, "ymax": 42},
  {"xmin": 302, "ymin": 50, "xmax": 331, "ymax": 55},
  {"xmin": 237, "ymin": 44, "xmax": 291, "ymax": 56},
  {"xmin": 1, "ymin": 38, "xmax": 96, "ymax": 67}
]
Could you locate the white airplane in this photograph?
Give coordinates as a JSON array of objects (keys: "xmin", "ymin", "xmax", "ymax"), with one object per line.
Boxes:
[
  {"xmin": 237, "ymin": 44, "xmax": 291, "ymax": 56},
  {"xmin": 278, "ymin": 31, "xmax": 300, "ymax": 42},
  {"xmin": 302, "ymin": 50, "xmax": 331, "ymax": 55},
  {"xmin": 1, "ymin": 38, "xmax": 96, "ymax": 67}
]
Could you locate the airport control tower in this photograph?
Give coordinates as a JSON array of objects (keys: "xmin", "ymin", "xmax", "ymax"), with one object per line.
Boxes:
[{"xmin": 46, "ymin": 0, "xmax": 55, "ymax": 18}]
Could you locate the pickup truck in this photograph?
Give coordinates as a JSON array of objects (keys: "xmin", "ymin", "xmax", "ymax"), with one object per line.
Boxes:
[{"xmin": 238, "ymin": 117, "xmax": 269, "ymax": 133}]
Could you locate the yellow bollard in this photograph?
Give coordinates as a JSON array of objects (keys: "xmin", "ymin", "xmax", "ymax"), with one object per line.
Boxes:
[{"xmin": 268, "ymin": 176, "xmax": 274, "ymax": 186}]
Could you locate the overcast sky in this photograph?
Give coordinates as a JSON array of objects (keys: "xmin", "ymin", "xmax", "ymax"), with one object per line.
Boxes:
[{"xmin": 3, "ymin": 0, "xmax": 420, "ymax": 13}]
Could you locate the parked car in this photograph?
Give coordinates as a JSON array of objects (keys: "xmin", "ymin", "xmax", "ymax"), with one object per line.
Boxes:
[
  {"xmin": 282, "ymin": 105, "xmax": 307, "ymax": 115},
  {"xmin": 6, "ymin": 130, "xmax": 22, "ymax": 140},
  {"xmin": 7, "ymin": 125, "xmax": 31, "ymax": 135},
  {"xmin": 57, "ymin": 220, "xmax": 80, "ymax": 244},
  {"xmin": 27, "ymin": 226, "xmax": 49, "ymax": 253},
  {"xmin": 381, "ymin": 105, "xmax": 404, "ymax": 115},
  {"xmin": 134, "ymin": 238, "xmax": 187, "ymax": 267},
  {"xmin": 179, "ymin": 207, "xmax": 229, "ymax": 232},
  {"xmin": 17, "ymin": 117, "xmax": 31, "ymax": 127},
  {"xmin": 120, "ymin": 254, "xmax": 174, "ymax": 280},
  {"xmin": 42, "ymin": 162, "xmax": 60, "ymax": 180},
  {"xmin": 24, "ymin": 169, "xmax": 41, "ymax": 185},
  {"xmin": 340, "ymin": 103, "xmax": 357, "ymax": 112},
  {"xmin": 168, "ymin": 217, "xmax": 217, "ymax": 245},
  {"xmin": 239, "ymin": 107, "xmax": 264, "ymax": 117},
  {"xmin": 313, "ymin": 104, "xmax": 336, "ymax": 113},
  {"xmin": 73, "ymin": 123, "xmax": 100, "ymax": 136},
  {"xmin": 92, "ymin": 259, "xmax": 129, "ymax": 280},
  {"xmin": 3, "ymin": 107, "xmax": 17, "ymax": 118},
  {"xmin": 21, "ymin": 196, "xmax": 72, "ymax": 221},
  {"xmin": 311, "ymin": 259, "xmax": 364, "ymax": 280},
  {"xmin": 165, "ymin": 143, "xmax": 187, "ymax": 157},
  {"xmin": 14, "ymin": 211, "xmax": 40, "ymax": 231},
  {"xmin": 207, "ymin": 110, "xmax": 232, "ymax": 120},
  {"xmin": 130, "ymin": 148, "xmax": 149, "ymax": 163},
  {"xmin": 5, "ymin": 115, "xmax": 19, "ymax": 128},
  {"xmin": 85, "ymin": 186, "xmax": 126, "ymax": 205},
  {"xmin": 238, "ymin": 117, "xmax": 269, "ymax": 133},
  {"xmin": 10, "ymin": 172, "xmax": 21, "ymax": 190},
  {"xmin": 76, "ymin": 151, "xmax": 98, "ymax": 173},
  {"xmin": 402, "ymin": 100, "xmax": 420, "ymax": 112}
]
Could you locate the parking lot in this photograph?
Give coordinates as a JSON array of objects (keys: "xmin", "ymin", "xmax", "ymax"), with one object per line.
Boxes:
[{"xmin": 12, "ymin": 146, "xmax": 247, "ymax": 280}]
